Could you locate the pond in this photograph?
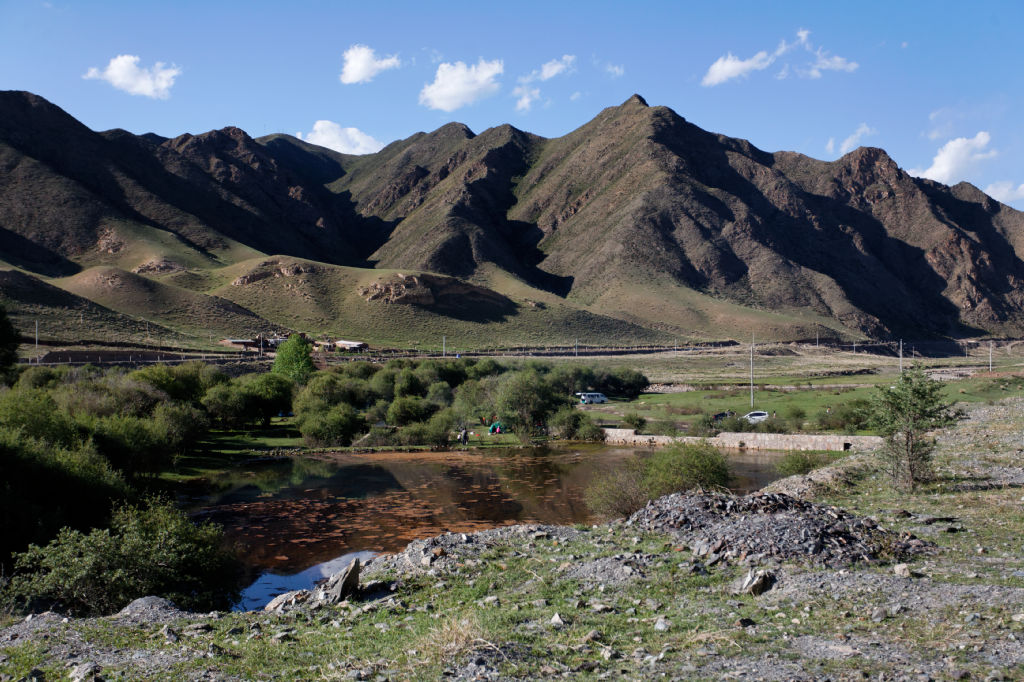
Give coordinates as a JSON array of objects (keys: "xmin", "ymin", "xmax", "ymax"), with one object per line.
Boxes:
[{"xmin": 188, "ymin": 444, "xmax": 788, "ymax": 610}]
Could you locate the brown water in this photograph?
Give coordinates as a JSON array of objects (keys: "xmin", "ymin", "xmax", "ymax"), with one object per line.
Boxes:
[{"xmin": 189, "ymin": 444, "xmax": 787, "ymax": 610}]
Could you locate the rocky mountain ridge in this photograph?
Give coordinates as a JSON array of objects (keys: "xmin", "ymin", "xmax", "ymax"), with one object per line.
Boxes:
[{"xmin": 2, "ymin": 90, "xmax": 1024, "ymax": 342}]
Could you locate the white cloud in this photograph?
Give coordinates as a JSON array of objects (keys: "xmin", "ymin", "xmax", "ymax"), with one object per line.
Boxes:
[
  {"xmin": 910, "ymin": 131, "xmax": 997, "ymax": 185},
  {"xmin": 419, "ymin": 58, "xmax": 503, "ymax": 112},
  {"xmin": 538, "ymin": 54, "xmax": 576, "ymax": 81},
  {"xmin": 985, "ymin": 181, "xmax": 1024, "ymax": 204},
  {"xmin": 513, "ymin": 55, "xmax": 577, "ymax": 112},
  {"xmin": 513, "ymin": 85, "xmax": 540, "ymax": 112},
  {"xmin": 570, "ymin": 91, "xmax": 582, "ymax": 101},
  {"xmin": 839, "ymin": 123, "xmax": 877, "ymax": 154},
  {"xmin": 297, "ymin": 120, "xmax": 384, "ymax": 155},
  {"xmin": 701, "ymin": 50, "xmax": 773, "ymax": 86},
  {"xmin": 805, "ymin": 48, "xmax": 858, "ymax": 79},
  {"xmin": 340, "ymin": 44, "xmax": 400, "ymax": 84},
  {"xmin": 83, "ymin": 54, "xmax": 180, "ymax": 99},
  {"xmin": 606, "ymin": 63, "xmax": 624, "ymax": 78},
  {"xmin": 702, "ymin": 29, "xmax": 856, "ymax": 86},
  {"xmin": 825, "ymin": 137, "xmax": 835, "ymax": 154}
]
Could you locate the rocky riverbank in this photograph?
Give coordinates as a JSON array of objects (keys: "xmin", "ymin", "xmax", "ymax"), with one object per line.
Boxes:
[{"xmin": 3, "ymin": 400, "xmax": 1024, "ymax": 681}]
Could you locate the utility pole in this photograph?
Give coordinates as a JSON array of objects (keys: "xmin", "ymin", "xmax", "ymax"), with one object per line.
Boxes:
[
  {"xmin": 899, "ymin": 339, "xmax": 903, "ymax": 372},
  {"xmin": 443, "ymin": 336, "xmax": 446, "ymax": 358},
  {"xmin": 35, "ymin": 320, "xmax": 38, "ymax": 358},
  {"xmin": 989, "ymin": 341, "xmax": 993, "ymax": 372},
  {"xmin": 749, "ymin": 333, "xmax": 755, "ymax": 409},
  {"xmin": 575, "ymin": 338, "xmax": 578, "ymax": 357},
  {"xmin": 816, "ymin": 326, "xmax": 819, "ymax": 348}
]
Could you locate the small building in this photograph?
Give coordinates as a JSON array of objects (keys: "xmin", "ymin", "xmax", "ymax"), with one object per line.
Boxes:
[{"xmin": 334, "ymin": 339, "xmax": 368, "ymax": 351}]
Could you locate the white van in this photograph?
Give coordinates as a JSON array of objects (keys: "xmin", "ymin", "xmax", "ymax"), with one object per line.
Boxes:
[{"xmin": 576, "ymin": 392, "xmax": 608, "ymax": 404}]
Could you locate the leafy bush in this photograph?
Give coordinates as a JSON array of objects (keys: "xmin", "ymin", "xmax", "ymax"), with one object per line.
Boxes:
[
  {"xmin": 643, "ymin": 442, "xmax": 731, "ymax": 496},
  {"xmin": 89, "ymin": 414, "xmax": 173, "ymax": 477},
  {"xmin": 550, "ymin": 406, "xmax": 597, "ymax": 440},
  {"xmin": 583, "ymin": 462, "xmax": 648, "ymax": 519},
  {"xmin": 585, "ymin": 442, "xmax": 731, "ymax": 519},
  {"xmin": 645, "ymin": 420, "xmax": 680, "ymax": 437},
  {"xmin": 425, "ymin": 381, "xmax": 453, "ymax": 407},
  {"xmin": 775, "ymin": 451, "xmax": 833, "ymax": 477},
  {"xmin": 688, "ymin": 413, "xmax": 718, "ymax": 437},
  {"xmin": 753, "ymin": 417, "xmax": 789, "ymax": 434},
  {"xmin": 495, "ymin": 370, "xmax": 566, "ymax": 442},
  {"xmin": 387, "ymin": 396, "xmax": 436, "ymax": 426},
  {"xmin": 3, "ymin": 498, "xmax": 242, "ymax": 616},
  {"xmin": 0, "ymin": 387, "xmax": 78, "ymax": 446},
  {"xmin": 151, "ymin": 402, "xmax": 209, "ymax": 454},
  {"xmin": 0, "ymin": 429, "xmax": 126, "ymax": 569},
  {"xmin": 298, "ymin": 404, "xmax": 365, "ymax": 447},
  {"xmin": 393, "ymin": 369, "xmax": 425, "ymax": 398},
  {"xmin": 621, "ymin": 412, "xmax": 647, "ymax": 432},
  {"xmin": 817, "ymin": 399, "xmax": 871, "ymax": 432}
]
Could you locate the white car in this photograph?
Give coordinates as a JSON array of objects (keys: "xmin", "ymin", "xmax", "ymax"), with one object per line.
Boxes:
[
  {"xmin": 576, "ymin": 392, "xmax": 608, "ymax": 404},
  {"xmin": 742, "ymin": 410, "xmax": 769, "ymax": 424}
]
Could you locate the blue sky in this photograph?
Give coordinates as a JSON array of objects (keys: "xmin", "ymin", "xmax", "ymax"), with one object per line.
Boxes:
[{"xmin": 2, "ymin": 0, "xmax": 1023, "ymax": 206}]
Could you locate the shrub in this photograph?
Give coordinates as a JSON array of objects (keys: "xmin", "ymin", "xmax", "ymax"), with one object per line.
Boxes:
[
  {"xmin": 236, "ymin": 373, "xmax": 294, "ymax": 425},
  {"xmin": 368, "ymin": 369, "xmax": 397, "ymax": 402},
  {"xmin": 0, "ymin": 429, "xmax": 126, "ymax": 569},
  {"xmin": 387, "ymin": 396, "xmax": 435, "ymax": 426},
  {"xmin": 89, "ymin": 414, "xmax": 173, "ymax": 477},
  {"xmin": 151, "ymin": 402, "xmax": 209, "ymax": 454},
  {"xmin": 688, "ymin": 413, "xmax": 718, "ymax": 437},
  {"xmin": 425, "ymin": 381, "xmax": 453, "ymax": 407},
  {"xmin": 621, "ymin": 412, "xmax": 647, "ymax": 432},
  {"xmin": 775, "ymin": 451, "xmax": 833, "ymax": 477},
  {"xmin": 817, "ymin": 399, "xmax": 871, "ymax": 432},
  {"xmin": 753, "ymin": 417, "xmax": 789, "ymax": 434},
  {"xmin": 583, "ymin": 461, "xmax": 648, "ymax": 519},
  {"xmin": 299, "ymin": 404, "xmax": 365, "ymax": 447},
  {"xmin": 585, "ymin": 442, "xmax": 731, "ymax": 519},
  {"xmin": 643, "ymin": 442, "xmax": 731, "ymax": 496},
  {"xmin": 0, "ymin": 387, "xmax": 78, "ymax": 447},
  {"xmin": 393, "ymin": 369, "xmax": 425, "ymax": 398},
  {"xmin": 201, "ymin": 383, "xmax": 253, "ymax": 428},
  {"xmin": 495, "ymin": 370, "xmax": 566, "ymax": 443},
  {"xmin": 3, "ymin": 498, "xmax": 242, "ymax": 616},
  {"xmin": 645, "ymin": 420, "xmax": 680, "ymax": 437}
]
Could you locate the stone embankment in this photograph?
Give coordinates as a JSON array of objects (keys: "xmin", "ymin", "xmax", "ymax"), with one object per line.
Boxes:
[{"xmin": 603, "ymin": 427, "xmax": 882, "ymax": 452}]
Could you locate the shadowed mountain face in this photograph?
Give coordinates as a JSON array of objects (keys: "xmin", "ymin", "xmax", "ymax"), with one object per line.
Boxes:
[{"xmin": 2, "ymin": 90, "xmax": 1024, "ymax": 340}]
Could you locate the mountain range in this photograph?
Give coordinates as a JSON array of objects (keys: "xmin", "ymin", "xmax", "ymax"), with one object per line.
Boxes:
[{"xmin": 2, "ymin": 90, "xmax": 1023, "ymax": 349}]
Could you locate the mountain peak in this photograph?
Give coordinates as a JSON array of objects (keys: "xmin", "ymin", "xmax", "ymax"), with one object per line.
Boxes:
[{"xmin": 623, "ymin": 94, "xmax": 648, "ymax": 107}]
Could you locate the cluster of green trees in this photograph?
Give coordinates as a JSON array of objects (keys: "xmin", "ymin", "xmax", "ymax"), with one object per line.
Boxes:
[{"xmin": 289, "ymin": 357, "xmax": 647, "ymax": 448}]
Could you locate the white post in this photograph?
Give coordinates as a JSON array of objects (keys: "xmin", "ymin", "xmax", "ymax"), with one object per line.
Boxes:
[
  {"xmin": 989, "ymin": 341, "xmax": 993, "ymax": 372},
  {"xmin": 749, "ymin": 333, "xmax": 755, "ymax": 409},
  {"xmin": 899, "ymin": 339, "xmax": 903, "ymax": 372}
]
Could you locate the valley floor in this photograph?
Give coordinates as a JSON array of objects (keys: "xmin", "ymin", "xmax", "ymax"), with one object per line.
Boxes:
[{"xmin": 2, "ymin": 400, "xmax": 1024, "ymax": 681}]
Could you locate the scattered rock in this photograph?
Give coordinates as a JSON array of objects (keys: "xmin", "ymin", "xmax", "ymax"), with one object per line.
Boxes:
[
  {"xmin": 733, "ymin": 569, "xmax": 776, "ymax": 596},
  {"xmin": 68, "ymin": 661, "xmax": 101, "ymax": 682},
  {"xmin": 550, "ymin": 613, "xmax": 565, "ymax": 629}
]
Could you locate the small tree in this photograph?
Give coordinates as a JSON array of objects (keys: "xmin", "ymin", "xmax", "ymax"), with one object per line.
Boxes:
[
  {"xmin": 272, "ymin": 335, "xmax": 315, "ymax": 384},
  {"xmin": 868, "ymin": 367, "xmax": 961, "ymax": 491}
]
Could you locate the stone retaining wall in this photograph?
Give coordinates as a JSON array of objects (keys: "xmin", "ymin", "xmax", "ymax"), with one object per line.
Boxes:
[{"xmin": 603, "ymin": 428, "xmax": 881, "ymax": 452}]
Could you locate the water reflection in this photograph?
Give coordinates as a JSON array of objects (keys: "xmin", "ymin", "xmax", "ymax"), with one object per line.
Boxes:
[{"xmin": 188, "ymin": 445, "xmax": 786, "ymax": 609}]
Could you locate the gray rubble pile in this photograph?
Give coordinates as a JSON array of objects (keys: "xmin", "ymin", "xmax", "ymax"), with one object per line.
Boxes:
[{"xmin": 627, "ymin": 491, "xmax": 932, "ymax": 567}]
